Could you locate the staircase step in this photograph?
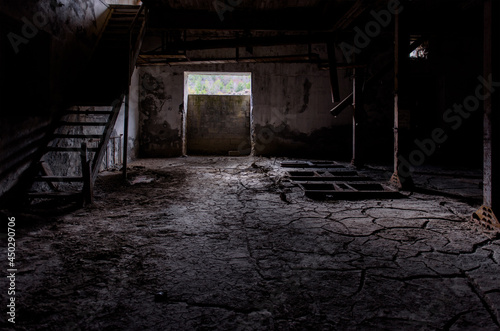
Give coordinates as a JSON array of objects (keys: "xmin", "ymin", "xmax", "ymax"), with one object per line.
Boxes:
[
  {"xmin": 109, "ymin": 4, "xmax": 141, "ymax": 10},
  {"xmin": 112, "ymin": 9, "xmax": 141, "ymax": 14},
  {"xmin": 59, "ymin": 121, "xmax": 108, "ymax": 126},
  {"xmin": 47, "ymin": 147, "xmax": 99, "ymax": 152},
  {"xmin": 106, "ymin": 25, "xmax": 131, "ymax": 30},
  {"xmin": 27, "ymin": 191, "xmax": 82, "ymax": 199},
  {"xmin": 34, "ymin": 176, "xmax": 84, "ymax": 182},
  {"xmin": 109, "ymin": 17, "xmax": 138, "ymax": 22},
  {"xmin": 53, "ymin": 134, "xmax": 104, "ymax": 139},
  {"xmin": 103, "ymin": 30, "xmax": 134, "ymax": 35},
  {"xmin": 107, "ymin": 23, "xmax": 133, "ymax": 29},
  {"xmin": 111, "ymin": 13, "xmax": 139, "ymax": 18},
  {"xmin": 65, "ymin": 110, "xmax": 113, "ymax": 115}
]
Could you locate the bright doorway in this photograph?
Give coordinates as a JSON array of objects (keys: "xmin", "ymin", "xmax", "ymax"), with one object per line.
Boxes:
[{"xmin": 183, "ymin": 72, "xmax": 252, "ymax": 156}]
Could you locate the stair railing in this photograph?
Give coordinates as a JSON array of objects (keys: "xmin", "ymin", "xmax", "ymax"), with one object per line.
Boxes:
[
  {"xmin": 129, "ymin": 4, "xmax": 148, "ymax": 83},
  {"xmin": 123, "ymin": 4, "xmax": 148, "ymax": 179},
  {"xmin": 91, "ymin": 96, "xmax": 125, "ymax": 183}
]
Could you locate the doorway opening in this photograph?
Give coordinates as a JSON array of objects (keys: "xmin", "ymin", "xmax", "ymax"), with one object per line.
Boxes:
[{"xmin": 183, "ymin": 72, "xmax": 253, "ymax": 156}]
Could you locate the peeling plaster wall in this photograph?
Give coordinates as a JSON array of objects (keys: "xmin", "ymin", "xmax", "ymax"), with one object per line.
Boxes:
[
  {"xmin": 0, "ymin": 0, "xmax": 110, "ymax": 198},
  {"xmin": 138, "ymin": 62, "xmax": 354, "ymax": 159},
  {"xmin": 139, "ymin": 67, "xmax": 184, "ymax": 157}
]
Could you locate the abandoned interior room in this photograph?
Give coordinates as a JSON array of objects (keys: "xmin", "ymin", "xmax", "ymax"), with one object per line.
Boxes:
[{"xmin": 1, "ymin": 0, "xmax": 500, "ymax": 329}]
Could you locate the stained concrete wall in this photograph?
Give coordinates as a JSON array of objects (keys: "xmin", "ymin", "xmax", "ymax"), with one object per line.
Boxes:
[
  {"xmin": 113, "ymin": 68, "xmax": 141, "ymax": 163},
  {"xmin": 187, "ymin": 95, "xmax": 250, "ymax": 155},
  {"xmin": 138, "ymin": 62, "xmax": 354, "ymax": 159},
  {"xmin": 0, "ymin": 0, "xmax": 110, "ymax": 198},
  {"xmin": 138, "ymin": 68, "xmax": 184, "ymax": 157}
]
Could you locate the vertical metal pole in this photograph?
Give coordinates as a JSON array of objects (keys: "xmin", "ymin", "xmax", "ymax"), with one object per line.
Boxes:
[
  {"xmin": 119, "ymin": 134, "xmax": 123, "ymax": 164},
  {"xmin": 105, "ymin": 143, "xmax": 109, "ymax": 170},
  {"xmin": 390, "ymin": 5, "xmax": 402, "ymax": 188},
  {"xmin": 483, "ymin": 0, "xmax": 499, "ymax": 211},
  {"xmin": 394, "ymin": 8, "xmax": 400, "ymax": 176},
  {"xmin": 471, "ymin": 0, "xmax": 500, "ymax": 230},
  {"xmin": 81, "ymin": 142, "xmax": 93, "ymax": 205},
  {"xmin": 123, "ymin": 94, "xmax": 129, "ymax": 180},
  {"xmin": 352, "ymin": 68, "xmax": 357, "ymax": 165},
  {"xmin": 484, "ymin": 0, "xmax": 492, "ymax": 209}
]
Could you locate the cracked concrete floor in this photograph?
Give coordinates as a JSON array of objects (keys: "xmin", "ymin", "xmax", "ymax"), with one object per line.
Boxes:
[{"xmin": 4, "ymin": 157, "xmax": 500, "ymax": 330}]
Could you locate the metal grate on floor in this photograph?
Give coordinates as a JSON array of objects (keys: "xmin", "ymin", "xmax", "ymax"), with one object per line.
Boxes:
[{"xmin": 281, "ymin": 161, "xmax": 402, "ymax": 200}]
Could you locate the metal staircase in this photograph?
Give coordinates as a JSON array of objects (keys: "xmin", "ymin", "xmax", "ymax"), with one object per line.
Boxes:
[
  {"xmin": 25, "ymin": 4, "xmax": 147, "ymax": 207},
  {"xmin": 28, "ymin": 101, "xmax": 123, "ymax": 205}
]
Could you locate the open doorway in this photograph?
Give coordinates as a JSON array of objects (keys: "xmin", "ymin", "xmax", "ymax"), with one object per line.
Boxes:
[{"xmin": 183, "ymin": 72, "xmax": 252, "ymax": 156}]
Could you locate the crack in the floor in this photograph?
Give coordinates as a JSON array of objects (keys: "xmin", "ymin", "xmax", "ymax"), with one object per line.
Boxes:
[
  {"xmin": 466, "ymin": 275, "xmax": 500, "ymax": 327},
  {"xmin": 438, "ymin": 310, "xmax": 471, "ymax": 331}
]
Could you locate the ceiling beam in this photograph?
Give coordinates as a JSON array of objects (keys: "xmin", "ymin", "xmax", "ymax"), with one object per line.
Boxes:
[
  {"xmin": 142, "ymin": 33, "xmax": 330, "ymax": 53},
  {"xmin": 137, "ymin": 54, "xmax": 323, "ymax": 66}
]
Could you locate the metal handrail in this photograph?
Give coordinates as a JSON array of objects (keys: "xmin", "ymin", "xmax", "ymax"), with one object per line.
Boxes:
[
  {"xmin": 128, "ymin": 4, "xmax": 148, "ymax": 81},
  {"xmin": 129, "ymin": 4, "xmax": 145, "ymax": 33}
]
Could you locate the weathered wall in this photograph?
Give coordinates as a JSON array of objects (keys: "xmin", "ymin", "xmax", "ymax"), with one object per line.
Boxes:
[
  {"xmin": 0, "ymin": 0, "xmax": 110, "ymax": 198},
  {"xmin": 113, "ymin": 68, "xmax": 141, "ymax": 162},
  {"xmin": 138, "ymin": 68, "xmax": 184, "ymax": 157},
  {"xmin": 187, "ymin": 95, "xmax": 250, "ymax": 155},
  {"xmin": 138, "ymin": 61, "xmax": 354, "ymax": 159}
]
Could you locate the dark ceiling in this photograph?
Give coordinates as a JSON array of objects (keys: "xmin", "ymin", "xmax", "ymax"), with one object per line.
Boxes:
[
  {"xmin": 141, "ymin": 0, "xmax": 477, "ymax": 31},
  {"xmin": 142, "ymin": 0, "xmax": 374, "ymax": 31},
  {"xmin": 137, "ymin": 0, "xmax": 480, "ymax": 65}
]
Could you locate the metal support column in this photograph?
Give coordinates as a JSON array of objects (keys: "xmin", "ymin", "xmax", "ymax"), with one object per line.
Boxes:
[
  {"xmin": 390, "ymin": 5, "xmax": 412, "ymax": 189},
  {"xmin": 351, "ymin": 67, "xmax": 364, "ymax": 167},
  {"xmin": 123, "ymin": 93, "xmax": 129, "ymax": 180},
  {"xmin": 472, "ymin": 0, "xmax": 500, "ymax": 232}
]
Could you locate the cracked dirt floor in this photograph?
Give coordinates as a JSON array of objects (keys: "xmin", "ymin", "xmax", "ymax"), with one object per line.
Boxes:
[{"xmin": 3, "ymin": 157, "xmax": 500, "ymax": 330}]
